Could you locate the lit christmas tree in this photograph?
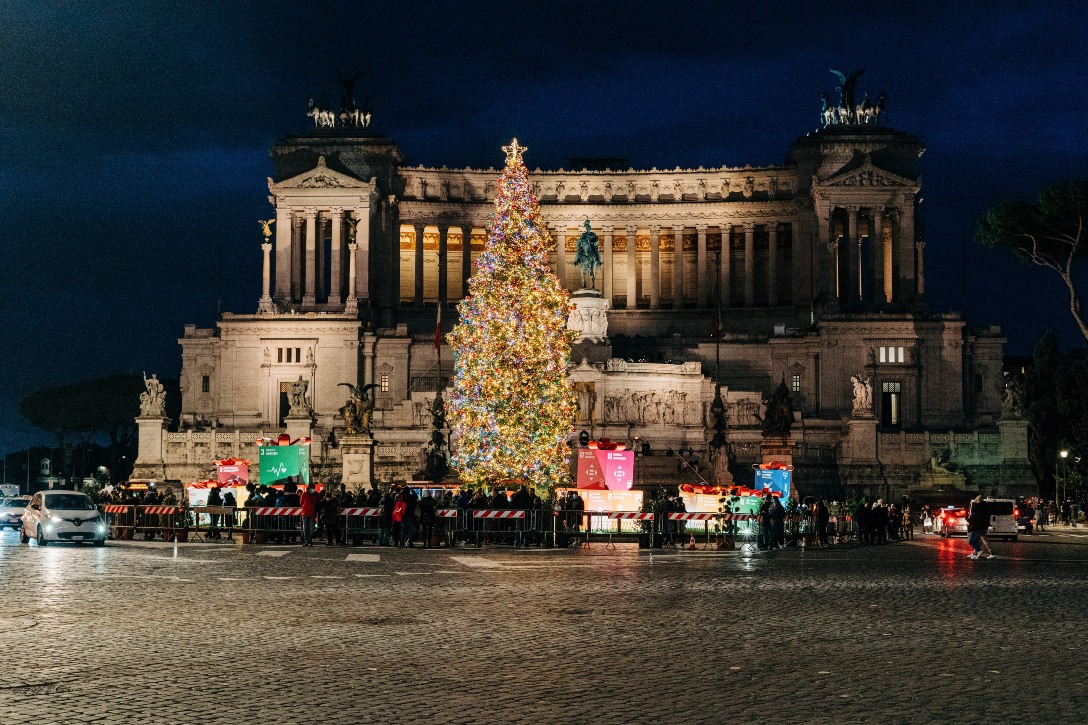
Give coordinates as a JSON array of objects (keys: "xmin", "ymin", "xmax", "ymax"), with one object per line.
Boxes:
[{"xmin": 448, "ymin": 139, "xmax": 577, "ymax": 497}]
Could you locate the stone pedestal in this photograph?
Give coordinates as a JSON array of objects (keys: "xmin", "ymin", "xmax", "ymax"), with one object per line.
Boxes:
[
  {"xmin": 341, "ymin": 435, "xmax": 375, "ymax": 489},
  {"xmin": 998, "ymin": 418, "xmax": 1029, "ymax": 463},
  {"xmin": 132, "ymin": 416, "xmax": 169, "ymax": 479},
  {"xmin": 568, "ymin": 289, "xmax": 609, "ymax": 343},
  {"xmin": 760, "ymin": 435, "xmax": 796, "ymax": 500},
  {"xmin": 844, "ymin": 417, "xmax": 878, "ymax": 463},
  {"xmin": 284, "ymin": 414, "xmax": 313, "ymax": 444}
]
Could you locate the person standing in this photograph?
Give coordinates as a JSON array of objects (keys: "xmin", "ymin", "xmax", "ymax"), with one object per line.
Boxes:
[
  {"xmin": 418, "ymin": 491, "xmax": 437, "ymax": 548},
  {"xmin": 206, "ymin": 486, "xmax": 223, "ymax": 540},
  {"xmin": 402, "ymin": 486, "xmax": 419, "ymax": 547},
  {"xmin": 321, "ymin": 490, "xmax": 343, "ymax": 546},
  {"xmin": 770, "ymin": 496, "xmax": 786, "ymax": 549},
  {"xmin": 299, "ymin": 483, "xmax": 319, "ymax": 547},
  {"xmin": 815, "ymin": 499, "xmax": 830, "ymax": 547},
  {"xmin": 967, "ymin": 495, "xmax": 995, "ymax": 560}
]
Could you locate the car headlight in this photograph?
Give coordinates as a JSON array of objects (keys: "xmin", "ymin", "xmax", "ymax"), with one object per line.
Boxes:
[
  {"xmin": 44, "ymin": 524, "xmax": 53, "ymax": 532},
  {"xmin": 97, "ymin": 524, "xmax": 107, "ymax": 534},
  {"xmin": 50, "ymin": 515, "xmax": 63, "ymax": 523}
]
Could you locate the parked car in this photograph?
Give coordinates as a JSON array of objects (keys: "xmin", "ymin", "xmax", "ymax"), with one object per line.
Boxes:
[
  {"xmin": 935, "ymin": 506, "xmax": 969, "ymax": 537},
  {"xmin": 0, "ymin": 496, "xmax": 31, "ymax": 530},
  {"xmin": 21, "ymin": 491, "xmax": 107, "ymax": 546}
]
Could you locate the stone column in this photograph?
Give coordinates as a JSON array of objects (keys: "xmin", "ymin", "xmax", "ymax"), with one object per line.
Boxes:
[
  {"xmin": 291, "ymin": 214, "xmax": 304, "ymax": 303},
  {"xmin": 303, "ymin": 208, "xmax": 317, "ymax": 307},
  {"xmin": 354, "ymin": 207, "xmax": 370, "ymax": 301},
  {"xmin": 874, "ymin": 208, "xmax": 891, "ymax": 303},
  {"xmin": 626, "ymin": 225, "xmax": 638, "ymax": 308},
  {"xmin": 768, "ymin": 223, "xmax": 778, "ymax": 307},
  {"xmin": 345, "ymin": 242, "xmax": 359, "ymax": 314},
  {"xmin": 274, "ymin": 207, "xmax": 292, "ymax": 303},
  {"xmin": 744, "ymin": 224, "xmax": 755, "ymax": 307},
  {"xmin": 897, "ymin": 196, "xmax": 917, "ymax": 297},
  {"xmin": 329, "ymin": 208, "xmax": 343, "ymax": 307},
  {"xmin": 602, "ymin": 226, "xmax": 614, "ymax": 303},
  {"xmin": 316, "ymin": 213, "xmax": 328, "ymax": 302},
  {"xmin": 672, "ymin": 227, "xmax": 683, "ymax": 307},
  {"xmin": 438, "ymin": 224, "xmax": 449, "ymax": 307},
  {"xmin": 847, "ymin": 207, "xmax": 860, "ymax": 303},
  {"xmin": 649, "ymin": 225, "xmax": 661, "ymax": 309},
  {"xmin": 258, "ymin": 242, "xmax": 275, "ymax": 313},
  {"xmin": 133, "ymin": 415, "xmax": 169, "ymax": 480},
  {"xmin": 696, "ymin": 224, "xmax": 707, "ymax": 308},
  {"xmin": 721, "ymin": 226, "xmax": 731, "ymax": 309},
  {"xmin": 414, "ymin": 223, "xmax": 425, "ymax": 304},
  {"xmin": 461, "ymin": 224, "xmax": 474, "ymax": 291},
  {"xmin": 916, "ymin": 240, "xmax": 926, "ymax": 295},
  {"xmin": 555, "ymin": 226, "xmax": 568, "ymax": 289}
]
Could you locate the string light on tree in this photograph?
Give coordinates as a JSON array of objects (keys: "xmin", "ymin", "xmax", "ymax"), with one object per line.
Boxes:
[{"xmin": 448, "ymin": 138, "xmax": 577, "ymax": 497}]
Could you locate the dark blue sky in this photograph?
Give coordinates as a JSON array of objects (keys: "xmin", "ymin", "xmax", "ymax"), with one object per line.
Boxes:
[{"xmin": 2, "ymin": 1, "xmax": 1087, "ymax": 453}]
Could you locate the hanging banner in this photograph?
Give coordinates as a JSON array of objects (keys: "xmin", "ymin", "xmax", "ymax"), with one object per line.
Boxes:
[
  {"xmin": 217, "ymin": 461, "xmax": 249, "ymax": 486},
  {"xmin": 258, "ymin": 445, "xmax": 310, "ymax": 486},
  {"xmin": 753, "ymin": 468, "xmax": 791, "ymax": 499},
  {"xmin": 576, "ymin": 449, "xmax": 634, "ymax": 490}
]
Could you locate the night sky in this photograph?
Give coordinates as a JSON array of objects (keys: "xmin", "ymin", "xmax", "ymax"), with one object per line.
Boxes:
[{"xmin": 3, "ymin": 1, "xmax": 1087, "ymax": 452}]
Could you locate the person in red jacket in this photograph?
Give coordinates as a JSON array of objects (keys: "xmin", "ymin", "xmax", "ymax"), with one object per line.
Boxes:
[{"xmin": 300, "ymin": 483, "xmax": 319, "ymax": 546}]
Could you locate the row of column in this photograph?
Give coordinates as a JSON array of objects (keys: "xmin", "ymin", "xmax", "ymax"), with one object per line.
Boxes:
[
  {"xmin": 401, "ymin": 221, "xmax": 789, "ymax": 310},
  {"xmin": 270, "ymin": 207, "xmax": 370, "ymax": 310},
  {"xmin": 827, "ymin": 206, "xmax": 912, "ymax": 305},
  {"xmin": 556, "ymin": 223, "xmax": 785, "ymax": 310}
]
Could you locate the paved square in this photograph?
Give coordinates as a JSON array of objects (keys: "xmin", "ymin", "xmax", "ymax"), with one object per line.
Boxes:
[{"xmin": 1, "ymin": 529, "xmax": 1087, "ymax": 723}]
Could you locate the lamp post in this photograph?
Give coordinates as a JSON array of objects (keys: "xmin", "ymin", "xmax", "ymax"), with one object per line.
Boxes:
[{"xmin": 1060, "ymin": 449, "xmax": 1069, "ymax": 518}]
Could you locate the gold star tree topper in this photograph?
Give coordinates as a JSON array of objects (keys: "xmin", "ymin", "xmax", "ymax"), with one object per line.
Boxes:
[{"xmin": 502, "ymin": 138, "xmax": 527, "ymax": 166}]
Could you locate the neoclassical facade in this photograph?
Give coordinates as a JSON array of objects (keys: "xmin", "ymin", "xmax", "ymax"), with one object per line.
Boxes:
[{"xmin": 137, "ymin": 103, "xmax": 1031, "ymax": 500}]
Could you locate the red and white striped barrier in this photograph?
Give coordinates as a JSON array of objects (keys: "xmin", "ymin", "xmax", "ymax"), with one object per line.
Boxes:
[
  {"xmin": 436, "ymin": 509, "xmax": 458, "ymax": 518},
  {"xmin": 719, "ymin": 513, "xmax": 757, "ymax": 521},
  {"xmin": 339, "ymin": 507, "xmax": 381, "ymax": 517},
  {"xmin": 608, "ymin": 512, "xmax": 655, "ymax": 521},
  {"xmin": 141, "ymin": 506, "xmax": 180, "ymax": 515},
  {"xmin": 104, "ymin": 505, "xmax": 131, "ymax": 514},
  {"xmin": 667, "ymin": 512, "xmax": 717, "ymax": 522},
  {"xmin": 472, "ymin": 510, "xmax": 526, "ymax": 519},
  {"xmin": 252, "ymin": 507, "xmax": 303, "ymax": 516}
]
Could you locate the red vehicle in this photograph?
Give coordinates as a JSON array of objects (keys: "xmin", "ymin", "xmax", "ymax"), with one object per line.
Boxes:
[{"xmin": 935, "ymin": 506, "xmax": 969, "ymax": 537}]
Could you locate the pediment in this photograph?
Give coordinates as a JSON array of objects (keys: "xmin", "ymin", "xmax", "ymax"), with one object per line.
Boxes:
[
  {"xmin": 818, "ymin": 159, "xmax": 915, "ymax": 189},
  {"xmin": 270, "ymin": 155, "xmax": 366, "ymax": 190}
]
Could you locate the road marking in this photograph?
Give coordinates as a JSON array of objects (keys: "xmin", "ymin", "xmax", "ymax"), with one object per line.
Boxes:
[
  {"xmin": 437, "ymin": 570, "xmax": 469, "ymax": 574},
  {"xmin": 218, "ymin": 577, "xmax": 257, "ymax": 581},
  {"xmin": 394, "ymin": 571, "xmax": 432, "ymax": 576},
  {"xmin": 310, "ymin": 575, "xmax": 343, "ymax": 579},
  {"xmin": 449, "ymin": 555, "xmax": 504, "ymax": 568},
  {"xmin": 263, "ymin": 576, "xmax": 296, "ymax": 580},
  {"xmin": 354, "ymin": 573, "xmax": 390, "ymax": 578},
  {"xmin": 257, "ymin": 550, "xmax": 290, "ymax": 557},
  {"xmin": 346, "ymin": 553, "xmax": 381, "ymax": 563}
]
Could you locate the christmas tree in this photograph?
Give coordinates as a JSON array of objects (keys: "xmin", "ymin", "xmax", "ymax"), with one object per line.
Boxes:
[{"xmin": 448, "ymin": 139, "xmax": 577, "ymax": 497}]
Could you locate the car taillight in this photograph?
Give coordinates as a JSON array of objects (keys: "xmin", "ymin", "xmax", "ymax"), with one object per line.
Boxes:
[{"xmin": 1014, "ymin": 508, "xmax": 1020, "ymax": 517}]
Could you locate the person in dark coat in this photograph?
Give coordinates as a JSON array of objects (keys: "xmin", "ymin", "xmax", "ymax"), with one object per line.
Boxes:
[
  {"xmin": 418, "ymin": 492, "xmax": 437, "ymax": 548},
  {"xmin": 815, "ymin": 498, "xmax": 830, "ymax": 547},
  {"xmin": 770, "ymin": 496, "xmax": 786, "ymax": 549},
  {"xmin": 321, "ymin": 491, "xmax": 343, "ymax": 546},
  {"xmin": 854, "ymin": 500, "xmax": 870, "ymax": 545},
  {"xmin": 379, "ymin": 491, "xmax": 395, "ymax": 546},
  {"xmin": 206, "ymin": 486, "xmax": 223, "ymax": 539}
]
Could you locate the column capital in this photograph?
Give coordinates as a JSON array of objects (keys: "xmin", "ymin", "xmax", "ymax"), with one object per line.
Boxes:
[
  {"xmin": 261, "ymin": 242, "xmax": 272, "ymax": 253},
  {"xmin": 303, "ymin": 207, "xmax": 317, "ymax": 219},
  {"xmin": 626, "ymin": 224, "xmax": 639, "ymax": 236},
  {"xmin": 348, "ymin": 241, "xmax": 358, "ymax": 252},
  {"xmin": 649, "ymin": 224, "xmax": 661, "ymax": 235},
  {"xmin": 696, "ymin": 223, "xmax": 708, "ymax": 234},
  {"xmin": 915, "ymin": 241, "xmax": 926, "ymax": 251},
  {"xmin": 743, "ymin": 222, "xmax": 756, "ymax": 232},
  {"xmin": 600, "ymin": 225, "xmax": 613, "ymax": 235},
  {"xmin": 413, "ymin": 222, "xmax": 426, "ymax": 233},
  {"xmin": 328, "ymin": 206, "xmax": 344, "ymax": 216}
]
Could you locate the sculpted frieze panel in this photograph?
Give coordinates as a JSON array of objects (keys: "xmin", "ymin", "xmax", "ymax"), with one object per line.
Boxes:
[{"xmin": 601, "ymin": 388, "xmax": 704, "ymax": 426}]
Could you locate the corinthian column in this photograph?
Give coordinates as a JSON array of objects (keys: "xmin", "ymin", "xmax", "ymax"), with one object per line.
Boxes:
[
  {"xmin": 626, "ymin": 225, "xmax": 638, "ymax": 308},
  {"xmin": 768, "ymin": 223, "xmax": 778, "ymax": 307},
  {"xmin": 602, "ymin": 226, "xmax": 613, "ymax": 302},
  {"xmin": 743, "ymin": 223, "xmax": 755, "ymax": 307},
  {"xmin": 329, "ymin": 208, "xmax": 343, "ymax": 307},
  {"xmin": 650, "ymin": 225, "xmax": 661, "ymax": 309},
  {"xmin": 673, "ymin": 227, "xmax": 683, "ymax": 307},
  {"xmin": 258, "ymin": 242, "xmax": 275, "ymax": 313},
  {"xmin": 303, "ymin": 209, "xmax": 317, "ymax": 307},
  {"xmin": 345, "ymin": 242, "xmax": 359, "ymax": 314},
  {"xmin": 274, "ymin": 207, "xmax": 292, "ymax": 303},
  {"xmin": 696, "ymin": 224, "xmax": 707, "ymax": 308}
]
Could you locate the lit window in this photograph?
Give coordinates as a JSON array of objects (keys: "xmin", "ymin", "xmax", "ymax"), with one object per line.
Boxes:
[
  {"xmin": 791, "ymin": 374, "xmax": 801, "ymax": 393},
  {"xmin": 879, "ymin": 347, "xmax": 886, "ymax": 363},
  {"xmin": 897, "ymin": 346, "xmax": 905, "ymax": 363},
  {"xmin": 201, "ymin": 375, "xmax": 210, "ymax": 393},
  {"xmin": 380, "ymin": 373, "xmax": 390, "ymax": 393}
]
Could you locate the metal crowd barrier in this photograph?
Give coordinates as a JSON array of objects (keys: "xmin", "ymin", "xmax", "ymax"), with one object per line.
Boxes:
[
  {"xmin": 189, "ymin": 506, "xmax": 238, "ymax": 542},
  {"xmin": 245, "ymin": 507, "xmax": 304, "ymax": 544},
  {"xmin": 133, "ymin": 505, "xmax": 186, "ymax": 542},
  {"xmin": 462, "ymin": 509, "xmax": 527, "ymax": 547},
  {"xmin": 340, "ymin": 507, "xmax": 382, "ymax": 545},
  {"xmin": 103, "ymin": 504, "xmax": 135, "ymax": 540}
]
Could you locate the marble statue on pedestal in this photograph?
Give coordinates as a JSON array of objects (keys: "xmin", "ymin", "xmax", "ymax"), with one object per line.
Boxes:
[
  {"xmin": 572, "ymin": 219, "xmax": 602, "ymax": 290},
  {"xmin": 851, "ymin": 374, "xmax": 873, "ymax": 415},
  {"xmin": 287, "ymin": 376, "xmax": 311, "ymax": 416},
  {"xmin": 139, "ymin": 372, "xmax": 166, "ymax": 417},
  {"xmin": 338, "ymin": 382, "xmax": 376, "ymax": 435}
]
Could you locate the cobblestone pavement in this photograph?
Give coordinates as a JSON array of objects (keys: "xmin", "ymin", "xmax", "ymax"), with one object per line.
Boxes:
[{"xmin": 1, "ymin": 528, "xmax": 1088, "ymax": 724}]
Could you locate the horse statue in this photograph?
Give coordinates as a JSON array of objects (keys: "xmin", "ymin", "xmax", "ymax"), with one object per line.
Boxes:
[
  {"xmin": 874, "ymin": 91, "xmax": 888, "ymax": 125},
  {"xmin": 572, "ymin": 219, "xmax": 602, "ymax": 289},
  {"xmin": 821, "ymin": 92, "xmax": 836, "ymax": 127},
  {"xmin": 855, "ymin": 90, "xmax": 874, "ymax": 125},
  {"xmin": 306, "ymin": 98, "xmax": 336, "ymax": 128}
]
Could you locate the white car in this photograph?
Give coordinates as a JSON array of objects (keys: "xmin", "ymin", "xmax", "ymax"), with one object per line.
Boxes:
[
  {"xmin": 0, "ymin": 496, "xmax": 30, "ymax": 530},
  {"xmin": 21, "ymin": 491, "xmax": 107, "ymax": 546}
]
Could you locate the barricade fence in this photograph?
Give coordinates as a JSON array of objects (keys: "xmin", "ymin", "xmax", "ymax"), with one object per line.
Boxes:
[{"xmin": 98, "ymin": 506, "xmax": 867, "ymax": 550}]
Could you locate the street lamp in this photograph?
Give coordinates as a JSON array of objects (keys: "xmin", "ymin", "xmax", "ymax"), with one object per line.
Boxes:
[{"xmin": 1060, "ymin": 450, "xmax": 1069, "ymax": 514}]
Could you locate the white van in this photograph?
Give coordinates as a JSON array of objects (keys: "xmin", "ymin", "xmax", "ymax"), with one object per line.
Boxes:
[{"xmin": 970, "ymin": 498, "xmax": 1018, "ymax": 541}]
